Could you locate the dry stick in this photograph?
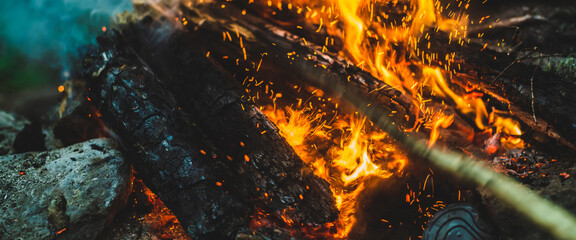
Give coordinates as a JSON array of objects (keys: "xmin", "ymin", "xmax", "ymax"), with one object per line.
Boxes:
[
  {"xmin": 292, "ymin": 57, "xmax": 576, "ymax": 239},
  {"xmin": 530, "ymin": 54, "xmax": 542, "ymax": 123}
]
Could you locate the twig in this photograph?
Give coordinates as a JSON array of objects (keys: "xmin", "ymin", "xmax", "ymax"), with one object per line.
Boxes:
[
  {"xmin": 491, "ymin": 51, "xmax": 537, "ymax": 83},
  {"xmin": 530, "ymin": 54, "xmax": 542, "ymax": 123},
  {"xmin": 468, "ymin": 15, "xmax": 548, "ymax": 34}
]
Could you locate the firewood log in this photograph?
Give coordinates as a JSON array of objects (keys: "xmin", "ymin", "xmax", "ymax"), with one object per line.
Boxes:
[
  {"xmin": 83, "ymin": 32, "xmax": 251, "ymax": 239},
  {"xmin": 118, "ymin": 21, "xmax": 338, "ymax": 225}
]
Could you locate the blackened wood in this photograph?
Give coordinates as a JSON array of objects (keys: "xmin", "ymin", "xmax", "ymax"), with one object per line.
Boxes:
[
  {"xmin": 115, "ymin": 22, "xmax": 338, "ymax": 226},
  {"xmin": 83, "ymin": 31, "xmax": 250, "ymax": 239}
]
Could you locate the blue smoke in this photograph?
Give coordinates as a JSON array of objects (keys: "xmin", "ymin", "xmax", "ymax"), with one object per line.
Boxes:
[{"xmin": 0, "ymin": 0, "xmax": 133, "ymax": 79}]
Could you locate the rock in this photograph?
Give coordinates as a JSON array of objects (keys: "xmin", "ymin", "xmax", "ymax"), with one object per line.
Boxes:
[
  {"xmin": 0, "ymin": 138, "xmax": 132, "ymax": 240},
  {"xmin": 0, "ymin": 110, "xmax": 30, "ymax": 156}
]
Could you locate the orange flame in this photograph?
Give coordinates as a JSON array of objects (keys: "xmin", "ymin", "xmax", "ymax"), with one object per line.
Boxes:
[
  {"xmin": 276, "ymin": 107, "xmax": 321, "ymax": 146},
  {"xmin": 425, "ymin": 111, "xmax": 454, "ymax": 146},
  {"xmin": 332, "ymin": 117, "xmax": 394, "ymax": 185},
  {"xmin": 255, "ymin": 0, "xmax": 523, "ymax": 236},
  {"xmin": 327, "ymin": 0, "xmax": 522, "ymax": 150},
  {"xmin": 265, "ymin": 106, "xmax": 406, "ymax": 237},
  {"xmin": 263, "ymin": 107, "xmax": 331, "ymax": 179}
]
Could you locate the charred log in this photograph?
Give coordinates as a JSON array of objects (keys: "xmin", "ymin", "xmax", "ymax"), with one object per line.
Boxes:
[
  {"xmin": 117, "ymin": 23, "xmax": 338, "ymax": 225},
  {"xmin": 83, "ymin": 32, "xmax": 250, "ymax": 239}
]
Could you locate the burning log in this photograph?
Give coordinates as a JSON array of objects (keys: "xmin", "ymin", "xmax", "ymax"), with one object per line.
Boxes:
[
  {"xmin": 291, "ymin": 42, "xmax": 576, "ymax": 239},
  {"xmin": 161, "ymin": 1, "xmax": 576, "ymax": 152},
  {"xmin": 144, "ymin": 2, "xmax": 416, "ymax": 129},
  {"xmin": 83, "ymin": 29, "xmax": 337, "ymax": 238},
  {"xmin": 424, "ymin": 32, "xmax": 576, "ymax": 149},
  {"xmin": 130, "ymin": 1, "xmax": 510, "ymax": 155}
]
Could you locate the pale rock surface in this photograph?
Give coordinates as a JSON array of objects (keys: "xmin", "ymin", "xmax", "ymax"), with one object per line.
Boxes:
[{"xmin": 0, "ymin": 138, "xmax": 131, "ymax": 240}]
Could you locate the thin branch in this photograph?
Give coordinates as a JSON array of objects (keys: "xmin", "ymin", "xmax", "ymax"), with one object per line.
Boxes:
[
  {"xmin": 491, "ymin": 51, "xmax": 537, "ymax": 83},
  {"xmin": 530, "ymin": 54, "xmax": 542, "ymax": 123}
]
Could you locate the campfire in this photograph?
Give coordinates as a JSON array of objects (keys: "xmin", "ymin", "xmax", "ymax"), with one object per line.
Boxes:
[{"xmin": 2, "ymin": 0, "xmax": 576, "ymax": 239}]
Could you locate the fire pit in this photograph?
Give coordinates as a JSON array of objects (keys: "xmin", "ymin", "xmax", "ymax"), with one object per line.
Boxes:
[{"xmin": 1, "ymin": 0, "xmax": 576, "ymax": 239}]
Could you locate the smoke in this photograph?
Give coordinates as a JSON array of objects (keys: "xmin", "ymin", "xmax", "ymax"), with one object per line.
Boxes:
[{"xmin": 0, "ymin": 0, "xmax": 133, "ymax": 78}]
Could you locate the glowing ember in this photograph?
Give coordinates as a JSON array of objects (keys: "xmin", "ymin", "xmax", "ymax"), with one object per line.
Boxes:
[{"xmin": 133, "ymin": 179, "xmax": 192, "ymax": 240}]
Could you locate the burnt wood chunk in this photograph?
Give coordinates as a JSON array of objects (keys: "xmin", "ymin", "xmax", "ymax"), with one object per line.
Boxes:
[
  {"xmin": 118, "ymin": 24, "xmax": 338, "ymax": 225},
  {"xmin": 84, "ymin": 28, "xmax": 338, "ymax": 238},
  {"xmin": 83, "ymin": 33, "xmax": 250, "ymax": 239}
]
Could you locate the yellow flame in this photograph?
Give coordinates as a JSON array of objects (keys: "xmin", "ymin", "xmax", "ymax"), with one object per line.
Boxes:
[
  {"xmin": 332, "ymin": 117, "xmax": 393, "ymax": 185},
  {"xmin": 329, "ymin": 0, "xmax": 522, "ymax": 149},
  {"xmin": 277, "ymin": 107, "xmax": 319, "ymax": 146},
  {"xmin": 426, "ymin": 111, "xmax": 454, "ymax": 146},
  {"xmin": 333, "ymin": 183, "xmax": 364, "ymax": 238},
  {"xmin": 492, "ymin": 115, "xmax": 524, "ymax": 148},
  {"xmin": 423, "ymin": 67, "xmax": 488, "ymax": 129},
  {"xmin": 262, "ymin": 107, "xmax": 331, "ymax": 179}
]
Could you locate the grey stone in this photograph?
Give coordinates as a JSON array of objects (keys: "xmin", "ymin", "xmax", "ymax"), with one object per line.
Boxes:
[
  {"xmin": 0, "ymin": 110, "xmax": 29, "ymax": 156},
  {"xmin": 0, "ymin": 138, "xmax": 132, "ymax": 240}
]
